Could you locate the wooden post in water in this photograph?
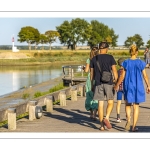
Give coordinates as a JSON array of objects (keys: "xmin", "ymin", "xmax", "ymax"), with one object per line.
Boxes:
[
  {"xmin": 59, "ymin": 91, "xmax": 66, "ymax": 106},
  {"xmin": 7, "ymin": 108, "xmax": 16, "ymax": 130},
  {"xmin": 46, "ymin": 96, "xmax": 53, "ymax": 113},
  {"xmin": 29, "ymin": 101, "xmax": 38, "ymax": 121}
]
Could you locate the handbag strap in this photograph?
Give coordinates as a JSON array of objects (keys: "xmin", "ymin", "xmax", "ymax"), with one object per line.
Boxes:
[
  {"xmin": 96, "ymin": 55, "xmax": 102, "ymax": 75},
  {"xmin": 96, "ymin": 55, "xmax": 114, "ymax": 80}
]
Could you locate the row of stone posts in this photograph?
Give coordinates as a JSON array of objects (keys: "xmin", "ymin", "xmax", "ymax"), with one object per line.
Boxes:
[{"xmin": 7, "ymin": 83, "xmax": 85, "ymax": 130}]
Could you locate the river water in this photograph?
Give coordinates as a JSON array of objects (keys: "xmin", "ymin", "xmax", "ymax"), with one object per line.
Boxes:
[
  {"xmin": 0, "ymin": 62, "xmax": 84, "ymax": 97},
  {"xmin": 0, "ymin": 65, "xmax": 63, "ymax": 96}
]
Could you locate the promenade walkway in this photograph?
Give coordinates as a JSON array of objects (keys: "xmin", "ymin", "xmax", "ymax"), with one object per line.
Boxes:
[{"xmin": 0, "ymin": 69, "xmax": 150, "ymax": 133}]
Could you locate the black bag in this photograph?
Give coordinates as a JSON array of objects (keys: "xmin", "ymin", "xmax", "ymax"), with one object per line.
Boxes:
[{"xmin": 96, "ymin": 55, "xmax": 112, "ymax": 83}]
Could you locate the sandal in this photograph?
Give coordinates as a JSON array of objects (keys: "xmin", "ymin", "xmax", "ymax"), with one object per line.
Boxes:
[
  {"xmin": 103, "ymin": 118, "xmax": 112, "ymax": 129},
  {"xmin": 132, "ymin": 127, "xmax": 138, "ymax": 132},
  {"xmin": 99, "ymin": 126, "xmax": 105, "ymax": 131},
  {"xmin": 125, "ymin": 121, "xmax": 131, "ymax": 131}
]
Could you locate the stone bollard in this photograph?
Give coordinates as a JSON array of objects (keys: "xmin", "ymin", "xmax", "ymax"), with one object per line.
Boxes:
[
  {"xmin": 45, "ymin": 96, "xmax": 53, "ymax": 113},
  {"xmin": 78, "ymin": 84, "xmax": 84, "ymax": 97},
  {"xmin": 29, "ymin": 100, "xmax": 38, "ymax": 121},
  {"xmin": 59, "ymin": 91, "xmax": 66, "ymax": 106},
  {"xmin": 7, "ymin": 108, "xmax": 16, "ymax": 130},
  {"xmin": 71, "ymin": 88, "xmax": 77, "ymax": 101}
]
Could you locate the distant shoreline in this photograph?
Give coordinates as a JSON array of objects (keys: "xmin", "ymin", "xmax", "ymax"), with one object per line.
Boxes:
[{"xmin": 0, "ymin": 50, "xmax": 144, "ymax": 66}]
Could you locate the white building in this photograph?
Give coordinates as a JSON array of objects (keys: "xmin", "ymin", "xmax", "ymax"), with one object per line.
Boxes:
[{"xmin": 12, "ymin": 36, "xmax": 19, "ymax": 52}]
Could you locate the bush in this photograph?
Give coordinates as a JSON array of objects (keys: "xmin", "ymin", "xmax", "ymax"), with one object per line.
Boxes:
[
  {"xmin": 34, "ymin": 53, "xmax": 38, "ymax": 57},
  {"xmin": 22, "ymin": 93, "xmax": 30, "ymax": 99},
  {"xmin": 34, "ymin": 91, "xmax": 42, "ymax": 98}
]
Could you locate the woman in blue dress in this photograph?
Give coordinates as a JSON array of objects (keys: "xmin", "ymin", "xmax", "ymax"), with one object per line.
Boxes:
[{"xmin": 114, "ymin": 44, "xmax": 150, "ymax": 132}]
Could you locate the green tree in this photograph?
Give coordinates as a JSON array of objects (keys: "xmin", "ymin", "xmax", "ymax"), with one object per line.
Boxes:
[
  {"xmin": 124, "ymin": 36, "xmax": 134, "ymax": 48},
  {"xmin": 133, "ymin": 34, "xmax": 144, "ymax": 48},
  {"xmin": 31, "ymin": 28, "xmax": 40, "ymax": 50},
  {"xmin": 146, "ymin": 40, "xmax": 150, "ymax": 48},
  {"xmin": 56, "ymin": 20, "xmax": 72, "ymax": 48},
  {"xmin": 56, "ymin": 18, "xmax": 91, "ymax": 50},
  {"xmin": 87, "ymin": 20, "xmax": 104, "ymax": 48},
  {"xmin": 109, "ymin": 28, "xmax": 119, "ymax": 47},
  {"xmin": 124, "ymin": 34, "xmax": 144, "ymax": 48},
  {"xmin": 39, "ymin": 34, "xmax": 48, "ymax": 50},
  {"xmin": 87, "ymin": 20, "xmax": 118, "ymax": 48},
  {"xmin": 18, "ymin": 26, "xmax": 40, "ymax": 51},
  {"xmin": 45, "ymin": 30, "xmax": 60, "ymax": 50}
]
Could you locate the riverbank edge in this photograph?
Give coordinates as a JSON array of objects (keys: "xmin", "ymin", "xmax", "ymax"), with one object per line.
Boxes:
[
  {"xmin": 0, "ymin": 60, "xmax": 86, "ymax": 66},
  {"xmin": 0, "ymin": 76, "xmax": 64, "ymax": 99}
]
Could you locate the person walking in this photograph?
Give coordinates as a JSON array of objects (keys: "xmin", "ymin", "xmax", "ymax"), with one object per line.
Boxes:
[
  {"xmin": 116, "ymin": 57, "xmax": 125, "ymax": 123},
  {"xmin": 144, "ymin": 47, "xmax": 150, "ymax": 68},
  {"xmin": 83, "ymin": 46, "xmax": 98, "ymax": 121},
  {"xmin": 114, "ymin": 44, "xmax": 150, "ymax": 132},
  {"xmin": 90, "ymin": 41, "xmax": 118, "ymax": 131}
]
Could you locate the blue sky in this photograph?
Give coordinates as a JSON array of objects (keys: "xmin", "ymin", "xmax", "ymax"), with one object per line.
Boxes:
[
  {"xmin": 1, "ymin": 17, "xmax": 150, "ymax": 46},
  {"xmin": 0, "ymin": 17, "xmax": 150, "ymax": 45}
]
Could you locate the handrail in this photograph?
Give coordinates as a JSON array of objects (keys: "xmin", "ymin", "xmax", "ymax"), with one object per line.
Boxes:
[
  {"xmin": 62, "ymin": 65, "xmax": 85, "ymax": 86},
  {"xmin": 62, "ymin": 65, "xmax": 85, "ymax": 77}
]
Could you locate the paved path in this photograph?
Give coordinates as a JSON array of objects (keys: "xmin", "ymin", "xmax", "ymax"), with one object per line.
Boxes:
[{"xmin": 1, "ymin": 69, "xmax": 150, "ymax": 133}]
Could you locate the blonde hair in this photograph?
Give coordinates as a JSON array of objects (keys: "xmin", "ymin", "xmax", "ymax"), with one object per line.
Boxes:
[
  {"xmin": 90, "ymin": 46, "xmax": 98, "ymax": 59},
  {"xmin": 129, "ymin": 45, "xmax": 138, "ymax": 55}
]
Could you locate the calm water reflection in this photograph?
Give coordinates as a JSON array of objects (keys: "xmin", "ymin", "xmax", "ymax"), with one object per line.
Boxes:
[{"xmin": 0, "ymin": 65, "xmax": 63, "ymax": 96}]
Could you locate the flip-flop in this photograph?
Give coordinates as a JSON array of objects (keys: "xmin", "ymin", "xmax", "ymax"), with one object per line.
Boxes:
[
  {"xmin": 103, "ymin": 118, "xmax": 112, "ymax": 129},
  {"xmin": 125, "ymin": 121, "xmax": 131, "ymax": 131}
]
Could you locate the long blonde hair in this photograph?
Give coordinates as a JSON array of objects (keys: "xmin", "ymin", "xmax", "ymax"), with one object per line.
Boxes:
[
  {"xmin": 129, "ymin": 45, "xmax": 138, "ymax": 55},
  {"xmin": 90, "ymin": 46, "xmax": 98, "ymax": 60}
]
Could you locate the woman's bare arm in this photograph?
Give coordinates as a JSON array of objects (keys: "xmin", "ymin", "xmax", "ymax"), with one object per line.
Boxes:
[
  {"xmin": 83, "ymin": 63, "xmax": 90, "ymax": 73},
  {"xmin": 142, "ymin": 69, "xmax": 150, "ymax": 93},
  {"xmin": 90, "ymin": 68, "xmax": 94, "ymax": 92}
]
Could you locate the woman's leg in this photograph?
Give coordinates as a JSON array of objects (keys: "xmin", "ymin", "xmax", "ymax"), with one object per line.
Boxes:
[
  {"xmin": 132, "ymin": 103, "xmax": 139, "ymax": 131},
  {"xmin": 125, "ymin": 100, "xmax": 132, "ymax": 130},
  {"xmin": 93, "ymin": 109, "xmax": 97, "ymax": 120},
  {"xmin": 90, "ymin": 109, "xmax": 93, "ymax": 119},
  {"xmin": 125, "ymin": 100, "xmax": 131, "ymax": 122}
]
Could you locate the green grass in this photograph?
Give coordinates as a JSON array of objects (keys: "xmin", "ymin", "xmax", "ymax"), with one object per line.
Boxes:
[
  {"xmin": 0, "ymin": 112, "xmax": 29, "ymax": 128},
  {"xmin": 74, "ymin": 72, "xmax": 88, "ymax": 77},
  {"xmin": 33, "ymin": 82, "xmax": 66, "ymax": 98}
]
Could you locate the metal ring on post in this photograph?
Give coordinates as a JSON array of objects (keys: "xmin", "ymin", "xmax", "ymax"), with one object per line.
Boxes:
[{"xmin": 35, "ymin": 106, "xmax": 43, "ymax": 119}]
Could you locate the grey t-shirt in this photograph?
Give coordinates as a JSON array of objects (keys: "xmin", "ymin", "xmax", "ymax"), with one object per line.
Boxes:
[{"xmin": 145, "ymin": 51, "xmax": 150, "ymax": 59}]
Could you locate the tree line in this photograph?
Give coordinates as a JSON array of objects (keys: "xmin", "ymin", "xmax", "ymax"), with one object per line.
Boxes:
[{"xmin": 17, "ymin": 18, "xmax": 150, "ymax": 50}]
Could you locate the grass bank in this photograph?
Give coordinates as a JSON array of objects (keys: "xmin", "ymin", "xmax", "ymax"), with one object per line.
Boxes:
[{"xmin": 0, "ymin": 49, "xmax": 145, "ymax": 66}]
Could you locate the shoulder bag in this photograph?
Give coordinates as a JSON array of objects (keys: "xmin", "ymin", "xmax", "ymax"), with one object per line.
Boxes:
[{"xmin": 96, "ymin": 55, "xmax": 112, "ymax": 83}]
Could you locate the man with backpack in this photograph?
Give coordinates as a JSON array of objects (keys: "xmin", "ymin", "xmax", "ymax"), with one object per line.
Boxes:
[{"xmin": 90, "ymin": 41, "xmax": 118, "ymax": 131}]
